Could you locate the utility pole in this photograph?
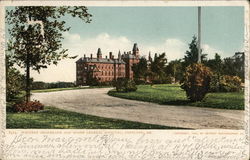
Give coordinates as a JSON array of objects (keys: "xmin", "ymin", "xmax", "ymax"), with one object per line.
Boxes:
[{"xmin": 198, "ymin": 6, "xmax": 201, "ymax": 63}]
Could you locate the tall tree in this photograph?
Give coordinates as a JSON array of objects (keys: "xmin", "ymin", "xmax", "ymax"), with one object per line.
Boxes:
[
  {"xmin": 6, "ymin": 7, "xmax": 92, "ymax": 102},
  {"xmin": 148, "ymin": 53, "xmax": 167, "ymax": 83},
  {"xmin": 165, "ymin": 59, "xmax": 183, "ymax": 83},
  {"xmin": 132, "ymin": 57, "xmax": 148, "ymax": 82},
  {"xmin": 222, "ymin": 52, "xmax": 244, "ymax": 81},
  {"xmin": 183, "ymin": 36, "xmax": 207, "ymax": 67},
  {"xmin": 205, "ymin": 53, "xmax": 222, "ymax": 75}
]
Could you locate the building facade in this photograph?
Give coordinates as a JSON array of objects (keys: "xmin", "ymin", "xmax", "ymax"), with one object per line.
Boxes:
[{"xmin": 76, "ymin": 43, "xmax": 140, "ymax": 85}]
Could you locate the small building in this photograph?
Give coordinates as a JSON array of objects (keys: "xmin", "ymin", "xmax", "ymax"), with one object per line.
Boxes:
[{"xmin": 76, "ymin": 43, "xmax": 140, "ymax": 85}]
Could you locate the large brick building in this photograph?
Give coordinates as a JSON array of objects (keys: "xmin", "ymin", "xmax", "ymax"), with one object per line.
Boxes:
[{"xmin": 76, "ymin": 43, "xmax": 140, "ymax": 85}]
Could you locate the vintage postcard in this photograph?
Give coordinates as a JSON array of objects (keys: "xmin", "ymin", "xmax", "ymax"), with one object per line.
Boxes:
[{"xmin": 0, "ymin": 0, "xmax": 249, "ymax": 160}]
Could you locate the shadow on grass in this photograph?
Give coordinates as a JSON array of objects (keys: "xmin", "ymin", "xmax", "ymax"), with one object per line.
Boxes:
[{"xmin": 163, "ymin": 100, "xmax": 191, "ymax": 106}]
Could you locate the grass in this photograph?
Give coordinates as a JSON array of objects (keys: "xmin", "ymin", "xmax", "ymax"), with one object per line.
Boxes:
[
  {"xmin": 108, "ymin": 84, "xmax": 244, "ymax": 110},
  {"xmin": 6, "ymin": 106, "xmax": 186, "ymax": 129},
  {"xmin": 32, "ymin": 86, "xmax": 111, "ymax": 93}
]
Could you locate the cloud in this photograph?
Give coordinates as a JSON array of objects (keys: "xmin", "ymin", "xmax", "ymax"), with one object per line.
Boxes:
[
  {"xmin": 140, "ymin": 39, "xmax": 188, "ymax": 61},
  {"xmin": 31, "ymin": 32, "xmax": 226, "ymax": 82},
  {"xmin": 63, "ymin": 32, "xmax": 133, "ymax": 57},
  {"xmin": 202, "ymin": 44, "xmax": 226, "ymax": 59}
]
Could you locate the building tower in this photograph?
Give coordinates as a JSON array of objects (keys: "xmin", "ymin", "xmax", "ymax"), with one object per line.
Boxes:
[
  {"xmin": 132, "ymin": 43, "xmax": 139, "ymax": 58},
  {"xmin": 97, "ymin": 48, "xmax": 102, "ymax": 59}
]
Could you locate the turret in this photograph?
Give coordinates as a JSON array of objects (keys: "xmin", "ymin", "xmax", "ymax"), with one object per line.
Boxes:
[
  {"xmin": 97, "ymin": 48, "xmax": 102, "ymax": 59},
  {"xmin": 132, "ymin": 43, "xmax": 139, "ymax": 58}
]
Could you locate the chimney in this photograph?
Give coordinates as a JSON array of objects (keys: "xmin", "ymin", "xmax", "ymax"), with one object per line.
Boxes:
[
  {"xmin": 118, "ymin": 50, "xmax": 121, "ymax": 60},
  {"xmin": 109, "ymin": 52, "xmax": 113, "ymax": 59},
  {"xmin": 90, "ymin": 54, "xmax": 93, "ymax": 59},
  {"xmin": 84, "ymin": 54, "xmax": 86, "ymax": 59}
]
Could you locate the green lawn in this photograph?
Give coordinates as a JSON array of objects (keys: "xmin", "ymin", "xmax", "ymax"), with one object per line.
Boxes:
[
  {"xmin": 7, "ymin": 106, "xmax": 186, "ymax": 129},
  {"xmin": 108, "ymin": 84, "xmax": 244, "ymax": 110},
  {"xmin": 32, "ymin": 86, "xmax": 111, "ymax": 93}
]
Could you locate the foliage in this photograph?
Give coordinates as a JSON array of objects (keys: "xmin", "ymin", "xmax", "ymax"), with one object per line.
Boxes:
[
  {"xmin": 108, "ymin": 84, "xmax": 244, "ymax": 110},
  {"xmin": 183, "ymin": 36, "xmax": 207, "ymax": 67},
  {"xmin": 7, "ymin": 106, "xmax": 183, "ymax": 129},
  {"xmin": 6, "ymin": 6, "xmax": 92, "ymax": 102},
  {"xmin": 6, "ymin": 67, "xmax": 24, "ymax": 101},
  {"xmin": 148, "ymin": 53, "xmax": 167, "ymax": 83},
  {"xmin": 219, "ymin": 75, "xmax": 242, "ymax": 92},
  {"xmin": 132, "ymin": 57, "xmax": 148, "ymax": 81},
  {"xmin": 86, "ymin": 74, "xmax": 100, "ymax": 86},
  {"xmin": 222, "ymin": 52, "xmax": 244, "ymax": 82},
  {"xmin": 6, "ymin": 6, "xmax": 92, "ymax": 71},
  {"xmin": 32, "ymin": 86, "xmax": 111, "ymax": 93},
  {"xmin": 209, "ymin": 74, "xmax": 242, "ymax": 93},
  {"xmin": 181, "ymin": 63, "xmax": 212, "ymax": 102},
  {"xmin": 151, "ymin": 75, "xmax": 173, "ymax": 84},
  {"xmin": 205, "ymin": 53, "xmax": 222, "ymax": 75},
  {"xmin": 114, "ymin": 78, "xmax": 137, "ymax": 92},
  {"xmin": 134, "ymin": 79, "xmax": 147, "ymax": 85},
  {"xmin": 13, "ymin": 100, "xmax": 44, "ymax": 112},
  {"xmin": 165, "ymin": 59, "xmax": 183, "ymax": 83},
  {"xmin": 31, "ymin": 81, "xmax": 76, "ymax": 90},
  {"xmin": 209, "ymin": 74, "xmax": 221, "ymax": 92}
]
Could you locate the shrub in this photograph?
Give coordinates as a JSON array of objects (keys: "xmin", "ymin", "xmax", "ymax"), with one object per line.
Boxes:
[
  {"xmin": 209, "ymin": 74, "xmax": 221, "ymax": 92},
  {"xmin": 13, "ymin": 100, "xmax": 44, "ymax": 112},
  {"xmin": 181, "ymin": 63, "xmax": 212, "ymax": 102},
  {"xmin": 114, "ymin": 78, "xmax": 137, "ymax": 92},
  {"xmin": 209, "ymin": 75, "xmax": 242, "ymax": 92},
  {"xmin": 219, "ymin": 75, "xmax": 242, "ymax": 92},
  {"xmin": 125, "ymin": 79, "xmax": 137, "ymax": 92},
  {"xmin": 134, "ymin": 79, "xmax": 146, "ymax": 85},
  {"xmin": 6, "ymin": 67, "xmax": 24, "ymax": 101}
]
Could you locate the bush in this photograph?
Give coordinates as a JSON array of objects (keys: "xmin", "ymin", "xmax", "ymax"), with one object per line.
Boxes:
[
  {"xmin": 134, "ymin": 79, "xmax": 146, "ymax": 85},
  {"xmin": 209, "ymin": 75, "xmax": 242, "ymax": 92},
  {"xmin": 114, "ymin": 78, "xmax": 137, "ymax": 92},
  {"xmin": 181, "ymin": 63, "xmax": 212, "ymax": 102},
  {"xmin": 219, "ymin": 75, "xmax": 242, "ymax": 92},
  {"xmin": 6, "ymin": 67, "xmax": 25, "ymax": 101},
  {"xmin": 13, "ymin": 100, "xmax": 44, "ymax": 112},
  {"xmin": 209, "ymin": 74, "xmax": 221, "ymax": 92}
]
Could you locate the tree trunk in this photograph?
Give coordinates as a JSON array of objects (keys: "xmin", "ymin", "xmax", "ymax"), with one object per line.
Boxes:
[{"xmin": 25, "ymin": 52, "xmax": 30, "ymax": 103}]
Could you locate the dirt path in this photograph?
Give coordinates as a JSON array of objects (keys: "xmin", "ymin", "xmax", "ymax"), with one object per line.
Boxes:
[{"xmin": 32, "ymin": 88, "xmax": 244, "ymax": 129}]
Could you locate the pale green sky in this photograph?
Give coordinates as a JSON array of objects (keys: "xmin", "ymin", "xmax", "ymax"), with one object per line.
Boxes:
[{"xmin": 62, "ymin": 6, "xmax": 244, "ymax": 56}]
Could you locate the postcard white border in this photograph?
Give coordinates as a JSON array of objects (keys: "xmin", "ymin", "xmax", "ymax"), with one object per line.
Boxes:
[{"xmin": 0, "ymin": 1, "xmax": 249, "ymax": 160}]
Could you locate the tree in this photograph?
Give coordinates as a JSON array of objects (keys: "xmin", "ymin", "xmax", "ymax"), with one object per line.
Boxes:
[
  {"xmin": 165, "ymin": 59, "xmax": 183, "ymax": 83},
  {"xmin": 6, "ymin": 52, "xmax": 28, "ymax": 101},
  {"xmin": 183, "ymin": 36, "xmax": 207, "ymax": 67},
  {"xmin": 132, "ymin": 57, "xmax": 148, "ymax": 82},
  {"xmin": 6, "ymin": 7, "xmax": 92, "ymax": 102},
  {"xmin": 205, "ymin": 53, "xmax": 222, "ymax": 74},
  {"xmin": 148, "ymin": 53, "xmax": 167, "ymax": 84}
]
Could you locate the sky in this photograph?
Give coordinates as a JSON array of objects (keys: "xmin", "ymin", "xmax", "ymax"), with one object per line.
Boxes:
[{"xmin": 6, "ymin": 6, "xmax": 245, "ymax": 82}]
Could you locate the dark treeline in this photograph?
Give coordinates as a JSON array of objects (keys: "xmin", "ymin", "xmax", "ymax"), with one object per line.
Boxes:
[{"xmin": 31, "ymin": 81, "xmax": 76, "ymax": 90}]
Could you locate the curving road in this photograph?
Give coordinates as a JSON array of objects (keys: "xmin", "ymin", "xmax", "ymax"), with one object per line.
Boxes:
[{"xmin": 32, "ymin": 88, "xmax": 244, "ymax": 129}]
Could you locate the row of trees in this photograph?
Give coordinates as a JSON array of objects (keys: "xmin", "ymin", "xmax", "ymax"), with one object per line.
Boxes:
[{"xmin": 132, "ymin": 36, "xmax": 244, "ymax": 85}]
